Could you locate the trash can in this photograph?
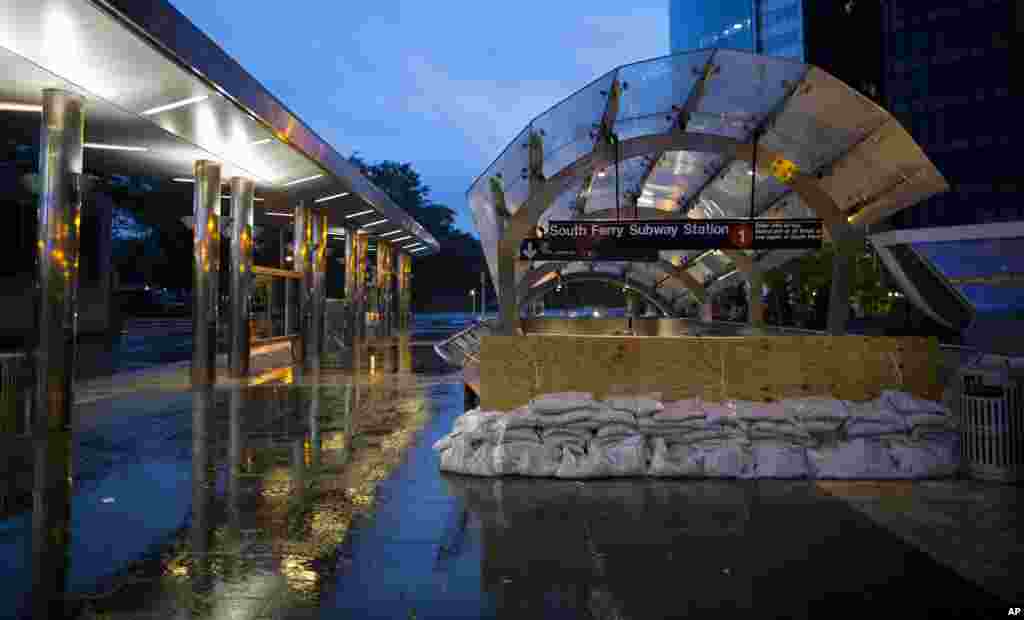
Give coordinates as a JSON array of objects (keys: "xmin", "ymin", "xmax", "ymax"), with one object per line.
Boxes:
[{"xmin": 958, "ymin": 361, "xmax": 1024, "ymax": 482}]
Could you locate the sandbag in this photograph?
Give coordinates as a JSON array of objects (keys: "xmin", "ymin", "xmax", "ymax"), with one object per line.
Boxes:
[
  {"xmin": 597, "ymin": 435, "xmax": 648, "ymax": 476},
  {"xmin": 432, "ymin": 435, "xmax": 454, "ymax": 452},
  {"xmin": 886, "ymin": 436, "xmax": 958, "ymax": 479},
  {"xmin": 493, "ymin": 440, "xmax": 560, "ymax": 477},
  {"xmin": 699, "ymin": 440, "xmax": 753, "ymax": 478},
  {"xmin": 783, "ymin": 396, "xmax": 850, "ymax": 420},
  {"xmin": 881, "ymin": 390, "xmax": 951, "ymax": 415},
  {"xmin": 604, "ymin": 393, "xmax": 664, "ymax": 416},
  {"xmin": 530, "ymin": 392, "xmax": 599, "ymax": 414},
  {"xmin": 498, "ymin": 427, "xmax": 542, "ymax": 443},
  {"xmin": 555, "ymin": 444, "xmax": 606, "ymax": 479},
  {"xmin": 639, "ymin": 418, "xmax": 709, "ymax": 432},
  {"xmin": 807, "ymin": 438, "xmax": 901, "ymax": 479},
  {"xmin": 533, "ymin": 410, "xmax": 601, "ymax": 427},
  {"xmin": 731, "ymin": 400, "xmax": 788, "ymax": 420},
  {"xmin": 648, "ymin": 438, "xmax": 704, "ymax": 477},
  {"xmin": 907, "ymin": 413, "xmax": 956, "ymax": 429},
  {"xmin": 746, "ymin": 441, "xmax": 810, "ymax": 478},
  {"xmin": 597, "ymin": 423, "xmax": 639, "ymax": 438},
  {"xmin": 440, "ymin": 437, "xmax": 498, "ymax": 476},
  {"xmin": 844, "ymin": 418, "xmax": 909, "ymax": 438}
]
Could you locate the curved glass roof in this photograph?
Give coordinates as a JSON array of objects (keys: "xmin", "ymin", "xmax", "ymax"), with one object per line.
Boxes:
[{"xmin": 468, "ymin": 48, "xmax": 947, "ymax": 312}]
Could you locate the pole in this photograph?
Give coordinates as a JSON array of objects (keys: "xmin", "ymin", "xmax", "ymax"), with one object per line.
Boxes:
[{"xmin": 480, "ymin": 270, "xmax": 486, "ymax": 321}]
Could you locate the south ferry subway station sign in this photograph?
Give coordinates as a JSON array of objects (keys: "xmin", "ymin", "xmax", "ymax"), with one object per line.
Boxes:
[{"xmin": 519, "ymin": 219, "xmax": 824, "ymax": 260}]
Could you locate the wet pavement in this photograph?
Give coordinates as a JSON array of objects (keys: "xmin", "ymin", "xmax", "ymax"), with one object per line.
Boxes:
[{"xmin": 2, "ymin": 327, "xmax": 1022, "ymax": 618}]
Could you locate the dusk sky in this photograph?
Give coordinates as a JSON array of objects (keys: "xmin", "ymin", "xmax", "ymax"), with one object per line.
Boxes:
[{"xmin": 168, "ymin": 0, "xmax": 668, "ymax": 235}]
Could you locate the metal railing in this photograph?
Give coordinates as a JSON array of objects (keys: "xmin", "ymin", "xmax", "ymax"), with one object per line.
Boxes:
[{"xmin": 434, "ymin": 319, "xmax": 497, "ymax": 369}]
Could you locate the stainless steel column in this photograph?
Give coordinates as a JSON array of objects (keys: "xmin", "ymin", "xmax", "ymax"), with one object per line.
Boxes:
[
  {"xmin": 376, "ymin": 239, "xmax": 393, "ymax": 337},
  {"xmin": 282, "ymin": 226, "xmax": 293, "ymax": 337},
  {"xmin": 343, "ymin": 228, "xmax": 357, "ymax": 345},
  {"xmin": 228, "ymin": 177, "xmax": 255, "ymax": 377},
  {"xmin": 747, "ymin": 268, "xmax": 765, "ymax": 328},
  {"xmin": 191, "ymin": 160, "xmax": 222, "ymax": 387},
  {"xmin": 34, "ymin": 89, "xmax": 84, "ymax": 434},
  {"xmin": 306, "ymin": 207, "xmax": 327, "ymax": 371},
  {"xmin": 351, "ymin": 231, "xmax": 369, "ymax": 341},
  {"xmin": 292, "ymin": 201, "xmax": 311, "ymax": 366}
]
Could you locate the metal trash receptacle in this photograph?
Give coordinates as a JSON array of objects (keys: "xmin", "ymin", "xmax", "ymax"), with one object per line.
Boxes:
[{"xmin": 959, "ymin": 361, "xmax": 1024, "ymax": 482}]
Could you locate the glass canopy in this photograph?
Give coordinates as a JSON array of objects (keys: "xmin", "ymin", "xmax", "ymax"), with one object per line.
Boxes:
[{"xmin": 468, "ymin": 48, "xmax": 947, "ymax": 313}]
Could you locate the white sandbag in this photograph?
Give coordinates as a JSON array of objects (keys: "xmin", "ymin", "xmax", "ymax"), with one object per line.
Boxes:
[
  {"xmin": 844, "ymin": 418, "xmax": 909, "ymax": 438},
  {"xmin": 555, "ymin": 444, "xmax": 606, "ymax": 479},
  {"xmin": 493, "ymin": 440, "xmax": 560, "ymax": 477},
  {"xmin": 783, "ymin": 396, "xmax": 850, "ymax": 420},
  {"xmin": 541, "ymin": 427, "xmax": 592, "ymax": 441},
  {"xmin": 881, "ymin": 390, "xmax": 950, "ymax": 415},
  {"xmin": 498, "ymin": 427, "xmax": 542, "ymax": 443},
  {"xmin": 598, "ymin": 435, "xmax": 648, "ymax": 476},
  {"xmin": 563, "ymin": 420, "xmax": 606, "ymax": 431},
  {"xmin": 604, "ymin": 393, "xmax": 663, "ymax": 416},
  {"xmin": 731, "ymin": 400, "xmax": 788, "ymax": 421},
  {"xmin": 887, "ymin": 436, "xmax": 958, "ymax": 479},
  {"xmin": 844, "ymin": 398, "xmax": 903, "ymax": 421},
  {"xmin": 669, "ymin": 429, "xmax": 742, "ymax": 444},
  {"xmin": 747, "ymin": 441, "xmax": 810, "ymax": 478},
  {"xmin": 530, "ymin": 392, "xmax": 599, "ymax": 414},
  {"xmin": 807, "ymin": 438, "xmax": 901, "ymax": 479},
  {"xmin": 591, "ymin": 409, "xmax": 639, "ymax": 426},
  {"xmin": 433, "ymin": 435, "xmax": 454, "ymax": 452},
  {"xmin": 792, "ymin": 418, "xmax": 844, "ymax": 433},
  {"xmin": 653, "ymin": 399, "xmax": 706, "ymax": 422},
  {"xmin": 702, "ymin": 401, "xmax": 739, "ymax": 422},
  {"xmin": 440, "ymin": 437, "xmax": 498, "ymax": 476},
  {"xmin": 533, "ymin": 410, "xmax": 600, "ymax": 427},
  {"xmin": 639, "ymin": 418, "xmax": 709, "ymax": 432},
  {"xmin": 699, "ymin": 440, "xmax": 753, "ymax": 478},
  {"xmin": 907, "ymin": 413, "xmax": 956, "ymax": 429},
  {"xmin": 597, "ymin": 423, "xmax": 639, "ymax": 438},
  {"xmin": 647, "ymin": 439, "xmax": 704, "ymax": 477}
]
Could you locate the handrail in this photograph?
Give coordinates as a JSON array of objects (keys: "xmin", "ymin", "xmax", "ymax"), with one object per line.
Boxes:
[{"xmin": 252, "ymin": 265, "xmax": 303, "ymax": 280}]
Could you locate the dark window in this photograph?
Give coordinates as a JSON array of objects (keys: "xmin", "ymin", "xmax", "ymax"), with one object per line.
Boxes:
[{"xmin": 761, "ymin": 3, "xmax": 799, "ymax": 29}]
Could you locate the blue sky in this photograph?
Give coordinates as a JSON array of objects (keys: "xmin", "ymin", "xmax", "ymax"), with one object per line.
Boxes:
[{"xmin": 168, "ymin": 0, "xmax": 668, "ymax": 235}]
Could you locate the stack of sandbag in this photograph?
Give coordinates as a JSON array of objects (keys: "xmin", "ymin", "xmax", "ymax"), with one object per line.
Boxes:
[
  {"xmin": 492, "ymin": 407, "xmax": 560, "ymax": 477},
  {"xmin": 528, "ymin": 392, "xmax": 644, "ymax": 479},
  {"xmin": 434, "ymin": 408, "xmax": 503, "ymax": 476},
  {"xmin": 877, "ymin": 390, "xmax": 959, "ymax": 478},
  {"xmin": 644, "ymin": 398, "xmax": 752, "ymax": 478},
  {"xmin": 731, "ymin": 400, "xmax": 812, "ymax": 478},
  {"xmin": 594, "ymin": 394, "xmax": 658, "ymax": 476},
  {"xmin": 790, "ymin": 396, "xmax": 902, "ymax": 479}
]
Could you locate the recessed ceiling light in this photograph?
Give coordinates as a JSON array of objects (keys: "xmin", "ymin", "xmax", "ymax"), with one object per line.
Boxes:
[
  {"xmin": 379, "ymin": 230, "xmax": 403, "ymax": 237},
  {"xmin": 84, "ymin": 143, "xmax": 149, "ymax": 152},
  {"xmin": 345, "ymin": 209, "xmax": 375, "ymax": 219},
  {"xmin": 314, "ymin": 192, "xmax": 350, "ymax": 203},
  {"xmin": 0, "ymin": 102, "xmax": 43, "ymax": 113},
  {"xmin": 251, "ymin": 138, "xmax": 272, "ymax": 146},
  {"xmin": 282, "ymin": 174, "xmax": 324, "ymax": 187},
  {"xmin": 392, "ymin": 235, "xmax": 412, "ymax": 242},
  {"xmin": 141, "ymin": 95, "xmax": 209, "ymax": 116},
  {"xmin": 220, "ymin": 195, "xmax": 266, "ymax": 202},
  {"xmin": 267, "ymin": 211, "xmax": 293, "ymax": 217},
  {"xmin": 363, "ymin": 219, "xmax": 388, "ymax": 227},
  {"xmin": 172, "ymin": 178, "xmax": 195, "ymax": 183},
  {"xmin": 404, "ymin": 244, "xmax": 423, "ymax": 249},
  {"xmin": 411, "ymin": 247, "xmax": 427, "ymax": 252}
]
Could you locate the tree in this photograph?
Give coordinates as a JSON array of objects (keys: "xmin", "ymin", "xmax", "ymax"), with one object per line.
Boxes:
[{"xmin": 349, "ymin": 154, "xmax": 490, "ymax": 312}]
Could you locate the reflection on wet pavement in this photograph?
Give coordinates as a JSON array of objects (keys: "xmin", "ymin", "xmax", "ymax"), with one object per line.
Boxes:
[{"xmin": 2, "ymin": 332, "xmax": 1021, "ymax": 619}]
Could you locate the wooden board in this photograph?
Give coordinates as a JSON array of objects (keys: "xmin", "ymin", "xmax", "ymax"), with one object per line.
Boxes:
[{"xmin": 479, "ymin": 335, "xmax": 942, "ymax": 411}]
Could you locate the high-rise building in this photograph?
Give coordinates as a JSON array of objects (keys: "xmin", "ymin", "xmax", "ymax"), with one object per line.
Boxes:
[
  {"xmin": 881, "ymin": 0, "xmax": 1017, "ymax": 229},
  {"xmin": 669, "ymin": 1, "xmax": 883, "ymax": 101}
]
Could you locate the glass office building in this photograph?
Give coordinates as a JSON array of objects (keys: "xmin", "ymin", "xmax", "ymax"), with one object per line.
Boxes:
[{"xmin": 669, "ymin": 0, "xmax": 806, "ymax": 60}]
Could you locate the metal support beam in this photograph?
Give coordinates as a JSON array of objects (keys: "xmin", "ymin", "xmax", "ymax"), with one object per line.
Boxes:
[
  {"xmin": 306, "ymin": 206, "xmax": 327, "ymax": 370},
  {"xmin": 397, "ymin": 252, "xmax": 412, "ymax": 332},
  {"xmin": 292, "ymin": 201, "xmax": 311, "ymax": 365},
  {"xmin": 191, "ymin": 159, "xmax": 221, "ymax": 387},
  {"xmin": 30, "ymin": 88, "xmax": 83, "ymax": 620},
  {"xmin": 347, "ymin": 231, "xmax": 369, "ymax": 341},
  {"xmin": 827, "ymin": 227, "xmax": 863, "ymax": 335},
  {"xmin": 376, "ymin": 239, "xmax": 393, "ymax": 337},
  {"xmin": 228, "ymin": 177, "xmax": 254, "ymax": 378}
]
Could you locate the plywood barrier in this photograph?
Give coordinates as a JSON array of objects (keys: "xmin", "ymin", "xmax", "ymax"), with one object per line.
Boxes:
[
  {"xmin": 521, "ymin": 318, "xmax": 628, "ymax": 335},
  {"xmin": 479, "ymin": 335, "xmax": 941, "ymax": 411}
]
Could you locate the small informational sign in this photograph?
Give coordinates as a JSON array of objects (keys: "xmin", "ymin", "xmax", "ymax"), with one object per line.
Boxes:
[
  {"xmin": 534, "ymin": 219, "xmax": 822, "ymax": 252},
  {"xmin": 519, "ymin": 238, "xmax": 658, "ymax": 262}
]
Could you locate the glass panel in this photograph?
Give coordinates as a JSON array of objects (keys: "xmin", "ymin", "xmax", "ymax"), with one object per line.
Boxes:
[
  {"xmin": 616, "ymin": 51, "xmax": 713, "ymax": 125},
  {"xmin": 956, "ymin": 284, "xmax": 1024, "ymax": 317},
  {"xmin": 911, "ymin": 238, "xmax": 1024, "ymax": 280},
  {"xmin": 532, "ymin": 71, "xmax": 617, "ymax": 168},
  {"xmin": 695, "ymin": 160, "xmax": 788, "ymax": 219},
  {"xmin": 887, "ymin": 244, "xmax": 973, "ymax": 329},
  {"xmin": 693, "ymin": 49, "xmax": 806, "ymax": 139}
]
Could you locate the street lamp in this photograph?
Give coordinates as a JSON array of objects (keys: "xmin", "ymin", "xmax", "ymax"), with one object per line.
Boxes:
[{"xmin": 469, "ymin": 289, "xmax": 476, "ymax": 315}]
